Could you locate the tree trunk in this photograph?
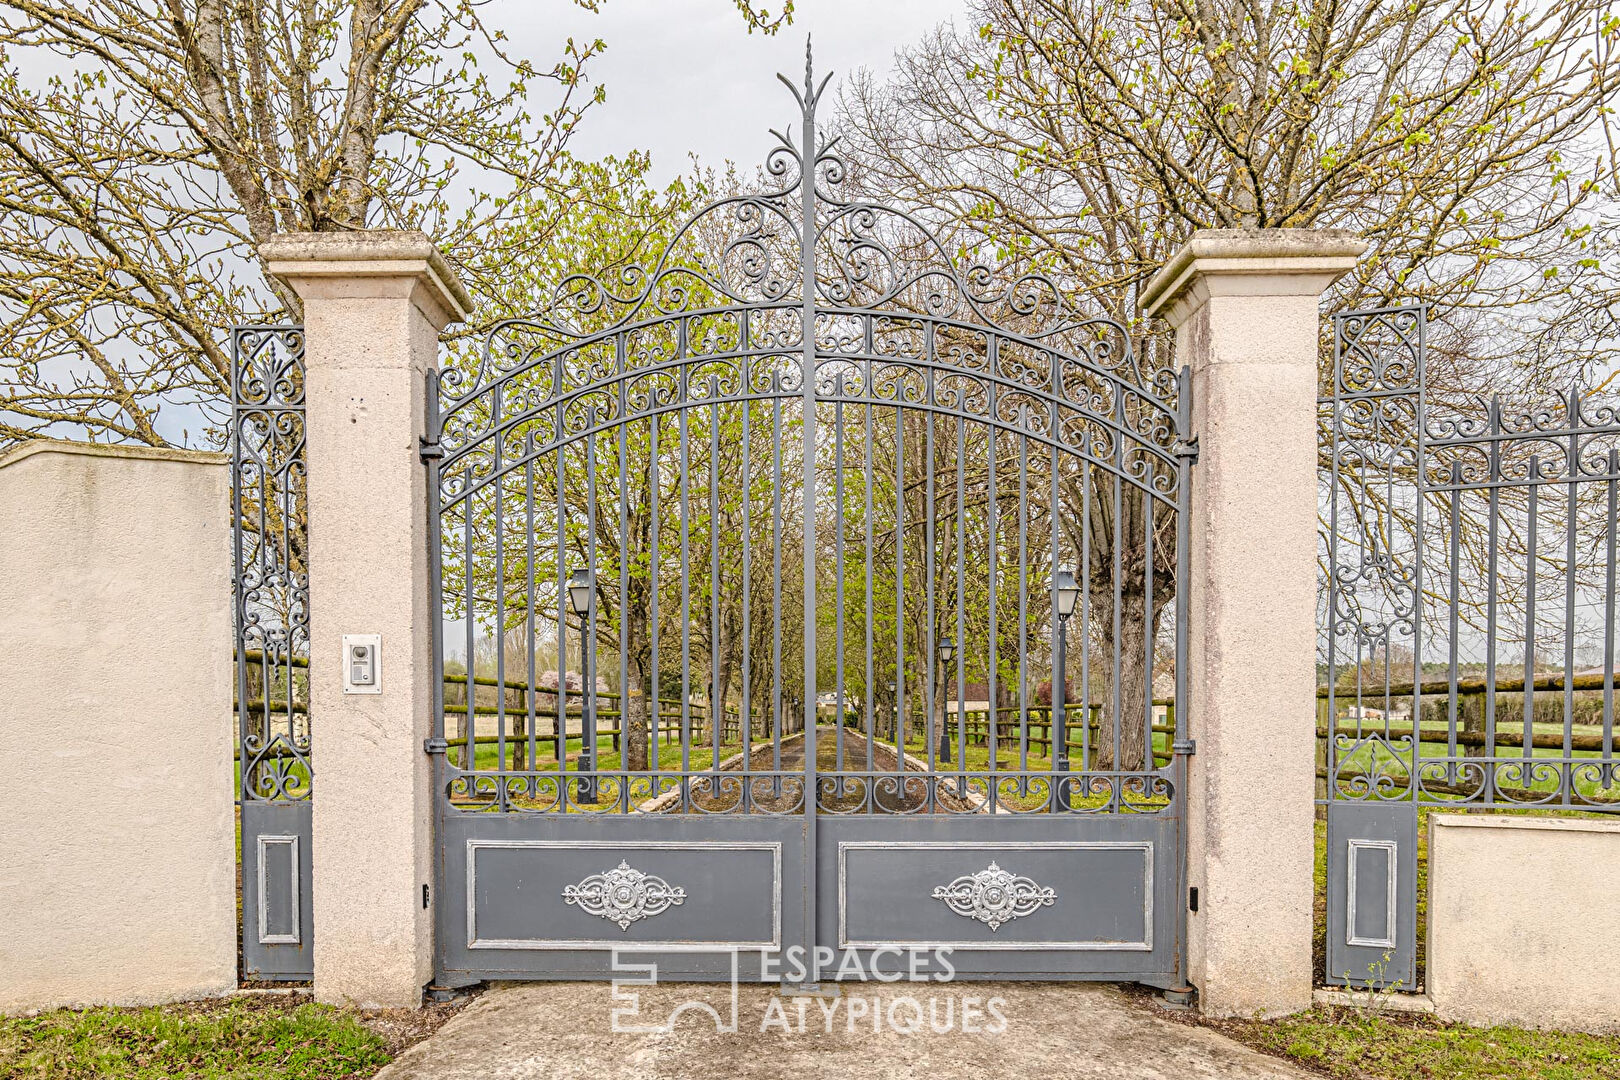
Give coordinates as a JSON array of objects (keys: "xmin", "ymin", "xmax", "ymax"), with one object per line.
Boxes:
[
  {"xmin": 1094, "ymin": 584, "xmax": 1152, "ymax": 772},
  {"xmin": 627, "ymin": 671, "xmax": 649, "ymax": 773}
]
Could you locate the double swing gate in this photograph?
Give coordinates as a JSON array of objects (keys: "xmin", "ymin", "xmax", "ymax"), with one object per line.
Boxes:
[{"xmin": 426, "ymin": 63, "xmax": 1192, "ymax": 987}]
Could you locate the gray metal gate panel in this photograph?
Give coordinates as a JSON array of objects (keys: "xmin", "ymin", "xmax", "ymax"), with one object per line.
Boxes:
[
  {"xmin": 241, "ymin": 800, "xmax": 314, "ymax": 979},
  {"xmin": 820, "ymin": 814, "xmax": 1181, "ymax": 984},
  {"xmin": 438, "ymin": 813, "xmax": 804, "ymax": 981},
  {"xmin": 1324, "ymin": 801, "xmax": 1416, "ymax": 990}
]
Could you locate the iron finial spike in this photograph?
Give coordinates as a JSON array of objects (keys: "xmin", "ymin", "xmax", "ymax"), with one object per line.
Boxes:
[{"xmin": 805, "ymin": 33, "xmax": 813, "ymax": 99}]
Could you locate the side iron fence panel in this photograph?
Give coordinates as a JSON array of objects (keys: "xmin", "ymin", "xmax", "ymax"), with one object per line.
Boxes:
[
  {"xmin": 1322, "ymin": 304, "xmax": 1620, "ymax": 990},
  {"xmin": 232, "ymin": 326, "xmax": 314, "ymax": 981}
]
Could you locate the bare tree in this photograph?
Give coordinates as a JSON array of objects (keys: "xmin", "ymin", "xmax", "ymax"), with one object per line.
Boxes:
[
  {"xmin": 0, "ymin": 0, "xmax": 790, "ymax": 447},
  {"xmin": 839, "ymin": 0, "xmax": 1619, "ymax": 766}
]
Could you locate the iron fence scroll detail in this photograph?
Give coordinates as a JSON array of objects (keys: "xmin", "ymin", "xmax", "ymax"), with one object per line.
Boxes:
[{"xmin": 233, "ymin": 325, "xmax": 311, "ymax": 803}]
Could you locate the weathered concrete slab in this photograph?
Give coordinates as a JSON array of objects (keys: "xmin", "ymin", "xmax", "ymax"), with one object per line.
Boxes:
[{"xmin": 377, "ymin": 982, "xmax": 1315, "ymax": 1079}]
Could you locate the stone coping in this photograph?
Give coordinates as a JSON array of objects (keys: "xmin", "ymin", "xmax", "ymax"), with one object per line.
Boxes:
[
  {"xmin": 0, "ymin": 439, "xmax": 226, "ymax": 471},
  {"xmin": 260, "ymin": 230, "xmax": 472, "ymax": 322},
  {"xmin": 1141, "ymin": 227, "xmax": 1367, "ymax": 320},
  {"xmin": 1430, "ymin": 814, "xmax": 1620, "ymax": 835}
]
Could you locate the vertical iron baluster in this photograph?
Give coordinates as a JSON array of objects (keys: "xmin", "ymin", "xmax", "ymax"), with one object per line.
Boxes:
[
  {"xmin": 1142, "ymin": 483, "xmax": 1154, "ymax": 769},
  {"xmin": 464, "ymin": 489, "xmax": 475, "ymax": 773},
  {"xmin": 955, "ymin": 410, "xmax": 967, "ymax": 782},
  {"xmin": 1458, "ymin": 459, "xmax": 1470, "ymax": 780},
  {"xmin": 988, "ymin": 385, "xmax": 1000, "ymax": 782},
  {"xmin": 1080, "ymin": 459, "xmax": 1092, "ymax": 773},
  {"xmin": 556, "ymin": 389, "xmax": 569, "ymax": 786},
  {"xmin": 680, "ymin": 390, "xmax": 692, "ymax": 782},
  {"xmin": 894, "ymin": 401, "xmax": 905, "ymax": 776},
  {"xmin": 1411, "ymin": 324, "xmax": 1425, "ymax": 802},
  {"xmin": 798, "ymin": 75, "xmax": 822, "ymax": 983},
  {"xmin": 835, "ymin": 393, "xmax": 846, "ymax": 771},
  {"xmin": 1606, "ymin": 449, "xmax": 1618, "ymax": 782},
  {"xmin": 650, "ymin": 412, "xmax": 661, "ymax": 767},
  {"xmin": 426, "ymin": 368, "xmax": 445, "ymax": 794},
  {"xmin": 772, "ymin": 391, "xmax": 783, "ymax": 784},
  {"xmin": 618, "ymin": 336, "xmax": 629, "ymax": 771},
  {"xmin": 710, "ymin": 384, "xmax": 720, "ymax": 775},
  {"xmin": 1565, "ymin": 395, "xmax": 1579, "ymax": 763},
  {"xmin": 865, "ymin": 393, "xmax": 875, "ymax": 775},
  {"xmin": 1525, "ymin": 460, "xmax": 1539, "ymax": 763},
  {"xmin": 1050, "ymin": 435, "xmax": 1061, "ymax": 790},
  {"xmin": 1484, "ymin": 396, "xmax": 1500, "ymax": 799},
  {"xmin": 741, "ymin": 395, "xmax": 753, "ymax": 808},
  {"xmin": 925, "ymin": 367, "xmax": 937, "ymax": 790},
  {"xmin": 494, "ymin": 384, "xmax": 507, "ymax": 803},
  {"xmin": 1111, "ymin": 411, "xmax": 1124, "ymax": 774},
  {"xmin": 526, "ymin": 459, "xmax": 537, "ymax": 788},
  {"xmin": 587, "ymin": 428, "xmax": 600, "ymax": 799},
  {"xmin": 1325, "ymin": 320, "xmax": 1342, "ymax": 804},
  {"xmin": 1019, "ymin": 423, "xmax": 1030, "ymax": 781}
]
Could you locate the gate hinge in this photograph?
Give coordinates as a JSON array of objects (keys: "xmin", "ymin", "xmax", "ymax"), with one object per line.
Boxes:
[
  {"xmin": 1173, "ymin": 435, "xmax": 1199, "ymax": 463},
  {"xmin": 424, "ymin": 736, "xmax": 449, "ymax": 755},
  {"xmin": 418, "ymin": 434, "xmax": 443, "ymax": 462},
  {"xmin": 1173, "ymin": 738, "xmax": 1196, "ymax": 756}
]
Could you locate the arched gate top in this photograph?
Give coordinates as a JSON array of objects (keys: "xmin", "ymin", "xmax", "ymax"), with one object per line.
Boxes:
[{"xmin": 434, "ymin": 44, "xmax": 1185, "ymax": 494}]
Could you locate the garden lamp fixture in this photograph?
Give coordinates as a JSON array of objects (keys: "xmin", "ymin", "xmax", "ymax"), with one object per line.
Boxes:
[
  {"xmin": 1055, "ymin": 569, "xmax": 1080, "ymax": 620},
  {"xmin": 938, "ymin": 638, "xmax": 956, "ymax": 665},
  {"xmin": 1053, "ymin": 568, "xmax": 1079, "ymax": 811},
  {"xmin": 567, "ymin": 567, "xmax": 593, "ymax": 617}
]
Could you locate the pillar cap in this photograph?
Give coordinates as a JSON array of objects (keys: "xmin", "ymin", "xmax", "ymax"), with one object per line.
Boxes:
[
  {"xmin": 1142, "ymin": 228, "xmax": 1367, "ymax": 328},
  {"xmin": 261, "ymin": 230, "xmax": 472, "ymax": 328}
]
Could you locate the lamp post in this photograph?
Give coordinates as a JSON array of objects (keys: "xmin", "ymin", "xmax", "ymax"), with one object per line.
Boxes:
[
  {"xmin": 937, "ymin": 638, "xmax": 956, "ymax": 764},
  {"xmin": 887, "ymin": 679, "xmax": 897, "ymax": 742},
  {"xmin": 1052, "ymin": 568, "xmax": 1081, "ymax": 811},
  {"xmin": 567, "ymin": 566, "xmax": 597, "ymax": 804}
]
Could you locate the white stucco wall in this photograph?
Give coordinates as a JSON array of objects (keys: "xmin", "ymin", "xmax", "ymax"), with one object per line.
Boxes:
[
  {"xmin": 0, "ymin": 441, "xmax": 236, "ymax": 1013},
  {"xmin": 1428, "ymin": 815, "xmax": 1620, "ymax": 1033}
]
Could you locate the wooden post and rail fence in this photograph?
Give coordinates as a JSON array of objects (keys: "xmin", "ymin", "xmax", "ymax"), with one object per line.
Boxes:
[{"xmin": 238, "ymin": 649, "xmax": 1620, "ymax": 802}]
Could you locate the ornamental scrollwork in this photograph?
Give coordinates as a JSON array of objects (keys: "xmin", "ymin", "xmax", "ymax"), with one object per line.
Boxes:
[
  {"xmin": 561, "ymin": 860, "xmax": 686, "ymax": 930},
  {"xmin": 931, "ymin": 861, "xmax": 1055, "ymax": 931},
  {"xmin": 432, "ymin": 43, "xmax": 1181, "ymax": 507}
]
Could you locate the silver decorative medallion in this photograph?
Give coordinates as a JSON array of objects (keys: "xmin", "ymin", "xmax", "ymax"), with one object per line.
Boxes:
[
  {"xmin": 931, "ymin": 861, "xmax": 1056, "ymax": 931},
  {"xmin": 561, "ymin": 859, "xmax": 686, "ymax": 930}
]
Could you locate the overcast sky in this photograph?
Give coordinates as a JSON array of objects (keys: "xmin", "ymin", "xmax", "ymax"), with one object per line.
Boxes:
[{"xmin": 507, "ymin": 0, "xmax": 966, "ymax": 183}]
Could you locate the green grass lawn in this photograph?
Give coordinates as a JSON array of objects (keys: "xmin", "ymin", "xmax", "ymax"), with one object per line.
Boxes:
[
  {"xmin": 1208, "ymin": 1006, "xmax": 1620, "ymax": 1080},
  {"xmin": 0, "ymin": 997, "xmax": 391, "ymax": 1080}
]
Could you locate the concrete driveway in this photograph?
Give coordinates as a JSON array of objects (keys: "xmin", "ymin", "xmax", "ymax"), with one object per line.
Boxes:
[{"xmin": 376, "ymin": 982, "xmax": 1315, "ymax": 1080}]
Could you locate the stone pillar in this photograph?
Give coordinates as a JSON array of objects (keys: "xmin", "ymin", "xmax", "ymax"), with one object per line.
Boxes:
[
  {"xmin": 1142, "ymin": 229, "xmax": 1365, "ymax": 1018},
  {"xmin": 262, "ymin": 231, "xmax": 470, "ymax": 1008}
]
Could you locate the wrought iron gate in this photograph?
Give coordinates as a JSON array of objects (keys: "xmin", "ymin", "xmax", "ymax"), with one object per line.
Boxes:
[
  {"xmin": 1321, "ymin": 305, "xmax": 1620, "ymax": 989},
  {"xmin": 232, "ymin": 326, "xmax": 314, "ymax": 980},
  {"xmin": 429, "ymin": 59, "xmax": 1191, "ymax": 986}
]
